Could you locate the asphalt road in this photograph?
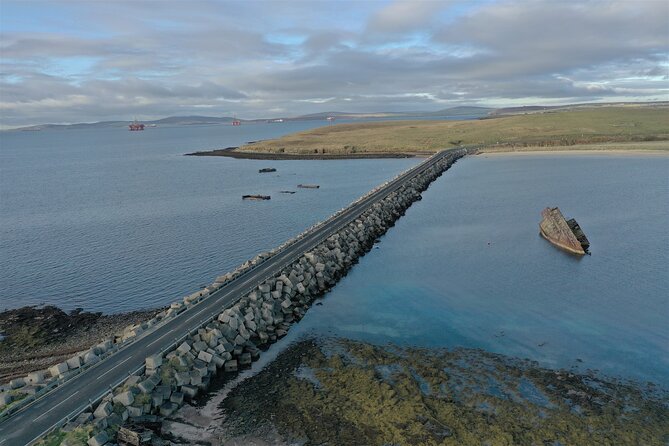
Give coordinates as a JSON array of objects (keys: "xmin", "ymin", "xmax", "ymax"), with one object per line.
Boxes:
[{"xmin": 0, "ymin": 149, "xmax": 458, "ymax": 446}]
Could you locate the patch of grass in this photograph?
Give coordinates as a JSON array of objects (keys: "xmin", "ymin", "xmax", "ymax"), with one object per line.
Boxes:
[
  {"xmin": 239, "ymin": 106, "xmax": 669, "ymax": 155},
  {"xmin": 36, "ymin": 425, "xmax": 93, "ymax": 446}
]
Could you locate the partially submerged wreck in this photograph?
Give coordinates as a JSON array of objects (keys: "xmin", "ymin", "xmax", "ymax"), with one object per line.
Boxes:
[
  {"xmin": 259, "ymin": 168, "xmax": 276, "ymax": 173},
  {"xmin": 539, "ymin": 207, "xmax": 590, "ymax": 255},
  {"xmin": 298, "ymin": 184, "xmax": 320, "ymax": 189},
  {"xmin": 242, "ymin": 194, "xmax": 271, "ymax": 200}
]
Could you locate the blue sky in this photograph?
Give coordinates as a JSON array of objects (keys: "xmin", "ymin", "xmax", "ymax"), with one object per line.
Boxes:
[{"xmin": 1, "ymin": 0, "xmax": 668, "ymax": 126}]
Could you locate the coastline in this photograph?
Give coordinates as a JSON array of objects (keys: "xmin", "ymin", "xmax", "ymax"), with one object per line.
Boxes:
[
  {"xmin": 478, "ymin": 142, "xmax": 669, "ymax": 157},
  {"xmin": 185, "ymin": 147, "xmax": 419, "ymax": 160},
  {"xmin": 0, "ymin": 306, "xmax": 161, "ymax": 382}
]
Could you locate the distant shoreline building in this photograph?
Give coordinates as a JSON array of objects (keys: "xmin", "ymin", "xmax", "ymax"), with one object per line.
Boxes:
[{"xmin": 129, "ymin": 119, "xmax": 145, "ymax": 131}]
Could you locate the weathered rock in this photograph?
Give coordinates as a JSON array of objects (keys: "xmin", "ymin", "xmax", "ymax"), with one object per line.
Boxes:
[{"xmin": 66, "ymin": 356, "xmax": 82, "ymax": 370}]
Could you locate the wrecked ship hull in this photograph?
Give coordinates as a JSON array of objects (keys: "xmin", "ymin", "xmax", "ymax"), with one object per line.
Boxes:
[{"xmin": 539, "ymin": 207, "xmax": 590, "ymax": 255}]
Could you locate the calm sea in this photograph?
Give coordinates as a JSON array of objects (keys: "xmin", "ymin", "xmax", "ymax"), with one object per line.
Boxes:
[
  {"xmin": 0, "ymin": 122, "xmax": 419, "ymax": 313},
  {"xmin": 251, "ymin": 153, "xmax": 669, "ymax": 387},
  {"xmin": 1, "ymin": 123, "xmax": 667, "ymax": 386}
]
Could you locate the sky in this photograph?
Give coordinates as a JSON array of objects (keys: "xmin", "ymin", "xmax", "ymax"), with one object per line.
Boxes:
[{"xmin": 1, "ymin": 0, "xmax": 668, "ymax": 127}]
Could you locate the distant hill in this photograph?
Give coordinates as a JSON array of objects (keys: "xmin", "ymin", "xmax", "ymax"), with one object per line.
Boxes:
[{"xmin": 10, "ymin": 102, "xmax": 662, "ymax": 131}]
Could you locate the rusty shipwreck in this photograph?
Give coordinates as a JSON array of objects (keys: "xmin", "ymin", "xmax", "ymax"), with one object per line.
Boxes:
[{"xmin": 539, "ymin": 207, "xmax": 590, "ymax": 255}]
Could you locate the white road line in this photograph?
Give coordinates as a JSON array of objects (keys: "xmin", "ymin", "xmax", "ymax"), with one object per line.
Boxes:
[
  {"xmin": 33, "ymin": 391, "xmax": 79, "ymax": 422},
  {"xmin": 146, "ymin": 335, "xmax": 165, "ymax": 348},
  {"xmin": 96, "ymin": 356, "xmax": 131, "ymax": 380}
]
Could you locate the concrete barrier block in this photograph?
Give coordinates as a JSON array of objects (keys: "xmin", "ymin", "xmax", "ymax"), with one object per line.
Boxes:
[
  {"xmin": 145, "ymin": 354, "xmax": 163, "ymax": 369},
  {"xmin": 66, "ymin": 356, "xmax": 82, "ymax": 370},
  {"xmin": 87, "ymin": 431, "xmax": 109, "ymax": 446},
  {"xmin": 26, "ymin": 371, "xmax": 45, "ymax": 384},
  {"xmin": 197, "ymin": 351, "xmax": 213, "ymax": 363},
  {"xmin": 49, "ymin": 362, "xmax": 69, "ymax": 378},
  {"xmin": 94, "ymin": 401, "xmax": 113, "ymax": 419},
  {"xmin": 113, "ymin": 390, "xmax": 134, "ymax": 406}
]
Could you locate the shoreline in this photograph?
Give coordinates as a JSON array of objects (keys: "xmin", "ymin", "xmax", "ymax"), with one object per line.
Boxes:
[
  {"xmin": 0, "ymin": 305, "xmax": 161, "ymax": 382},
  {"xmin": 185, "ymin": 147, "xmax": 419, "ymax": 160}
]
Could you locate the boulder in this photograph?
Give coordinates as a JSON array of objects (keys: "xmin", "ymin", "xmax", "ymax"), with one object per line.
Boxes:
[{"xmin": 170, "ymin": 392, "xmax": 184, "ymax": 405}]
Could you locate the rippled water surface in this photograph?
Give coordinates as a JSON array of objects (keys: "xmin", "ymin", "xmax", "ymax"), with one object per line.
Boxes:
[
  {"xmin": 0, "ymin": 123, "xmax": 419, "ymax": 313},
  {"xmin": 268, "ymin": 154, "xmax": 669, "ymax": 386}
]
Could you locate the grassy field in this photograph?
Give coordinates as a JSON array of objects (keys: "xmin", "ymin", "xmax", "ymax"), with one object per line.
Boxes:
[{"xmin": 239, "ymin": 106, "xmax": 669, "ymax": 155}]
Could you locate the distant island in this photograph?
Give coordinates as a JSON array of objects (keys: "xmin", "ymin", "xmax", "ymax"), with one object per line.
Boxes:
[{"xmin": 216, "ymin": 104, "xmax": 668, "ymax": 158}]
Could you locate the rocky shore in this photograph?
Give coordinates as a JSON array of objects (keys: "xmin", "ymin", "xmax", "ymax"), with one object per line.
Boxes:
[
  {"xmin": 214, "ymin": 338, "xmax": 669, "ymax": 446},
  {"xmin": 185, "ymin": 147, "xmax": 418, "ymax": 160},
  {"xmin": 0, "ymin": 306, "xmax": 159, "ymax": 383},
  {"xmin": 33, "ymin": 150, "xmax": 465, "ymax": 445}
]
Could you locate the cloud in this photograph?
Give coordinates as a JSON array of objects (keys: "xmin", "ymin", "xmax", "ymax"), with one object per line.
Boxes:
[
  {"xmin": 1, "ymin": 0, "xmax": 667, "ymax": 127},
  {"xmin": 367, "ymin": 0, "xmax": 449, "ymax": 33}
]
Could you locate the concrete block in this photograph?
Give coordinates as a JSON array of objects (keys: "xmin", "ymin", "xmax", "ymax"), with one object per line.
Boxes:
[
  {"xmin": 9, "ymin": 378, "xmax": 25, "ymax": 389},
  {"xmin": 137, "ymin": 379, "xmax": 155, "ymax": 394},
  {"xmin": 145, "ymin": 354, "xmax": 162, "ymax": 369},
  {"xmin": 176, "ymin": 342, "xmax": 191, "ymax": 354},
  {"xmin": 94, "ymin": 401, "xmax": 112, "ymax": 419},
  {"xmin": 66, "ymin": 356, "xmax": 82, "ymax": 370},
  {"xmin": 112, "ymin": 390, "xmax": 134, "ymax": 406},
  {"xmin": 83, "ymin": 351, "xmax": 100, "ymax": 365},
  {"xmin": 170, "ymin": 392, "xmax": 184, "ymax": 405},
  {"xmin": 127, "ymin": 405, "xmax": 143, "ymax": 417},
  {"xmin": 87, "ymin": 431, "xmax": 109, "ymax": 446},
  {"xmin": 180, "ymin": 385, "xmax": 198, "ymax": 399},
  {"xmin": 49, "ymin": 362, "xmax": 69, "ymax": 378},
  {"xmin": 224, "ymin": 360, "xmax": 238, "ymax": 373},
  {"xmin": 26, "ymin": 371, "xmax": 45, "ymax": 384},
  {"xmin": 197, "ymin": 351, "xmax": 213, "ymax": 363},
  {"xmin": 0, "ymin": 392, "xmax": 13, "ymax": 406}
]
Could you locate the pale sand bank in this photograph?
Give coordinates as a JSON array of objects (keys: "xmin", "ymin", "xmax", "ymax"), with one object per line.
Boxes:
[{"xmin": 479, "ymin": 141, "xmax": 668, "ymax": 157}]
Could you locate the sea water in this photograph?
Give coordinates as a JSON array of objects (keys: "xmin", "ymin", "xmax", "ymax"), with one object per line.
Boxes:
[
  {"xmin": 268, "ymin": 153, "xmax": 669, "ymax": 387},
  {"xmin": 0, "ymin": 123, "xmax": 419, "ymax": 313}
]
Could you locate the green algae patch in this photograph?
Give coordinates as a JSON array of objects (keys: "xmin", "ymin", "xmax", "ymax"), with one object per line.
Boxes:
[{"xmin": 221, "ymin": 339, "xmax": 669, "ymax": 446}]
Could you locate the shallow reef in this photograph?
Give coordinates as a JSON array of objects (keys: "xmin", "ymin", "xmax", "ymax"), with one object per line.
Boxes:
[{"xmin": 219, "ymin": 338, "xmax": 668, "ymax": 446}]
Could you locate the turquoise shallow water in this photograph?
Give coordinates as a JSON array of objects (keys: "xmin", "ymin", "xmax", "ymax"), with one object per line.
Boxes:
[
  {"xmin": 0, "ymin": 123, "xmax": 419, "ymax": 313},
  {"xmin": 269, "ymin": 154, "xmax": 669, "ymax": 387}
]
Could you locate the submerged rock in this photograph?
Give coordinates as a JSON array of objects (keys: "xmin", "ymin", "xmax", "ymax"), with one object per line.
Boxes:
[{"xmin": 218, "ymin": 338, "xmax": 668, "ymax": 446}]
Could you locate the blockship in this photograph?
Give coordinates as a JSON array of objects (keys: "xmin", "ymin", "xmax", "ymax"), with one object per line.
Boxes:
[{"xmin": 539, "ymin": 207, "xmax": 590, "ymax": 255}]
